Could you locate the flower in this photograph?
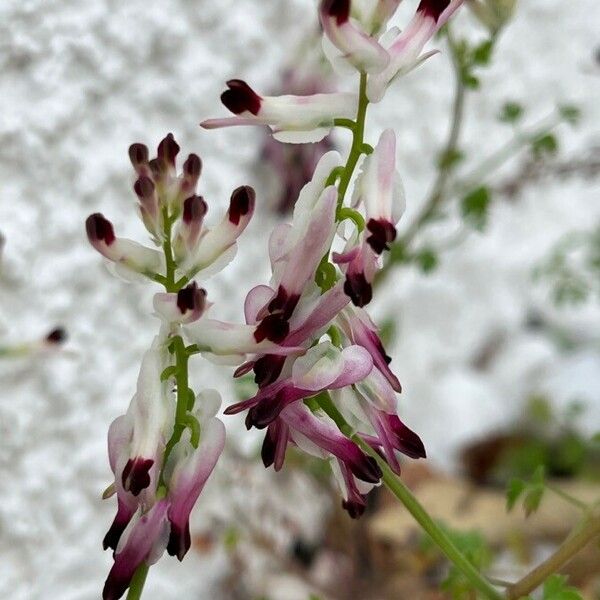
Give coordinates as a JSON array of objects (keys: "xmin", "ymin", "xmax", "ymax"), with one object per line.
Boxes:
[
  {"xmin": 334, "ymin": 128, "xmax": 405, "ymax": 307},
  {"xmin": 86, "ymin": 134, "xmax": 255, "ymax": 284},
  {"xmin": 368, "ymin": 0, "xmax": 465, "ymax": 102},
  {"xmin": 319, "ymin": 0, "xmax": 391, "ymax": 74},
  {"xmin": 201, "ymin": 79, "xmax": 357, "ymax": 143}
]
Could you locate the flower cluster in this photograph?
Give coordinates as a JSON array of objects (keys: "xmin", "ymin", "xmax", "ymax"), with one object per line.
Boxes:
[
  {"xmin": 193, "ymin": 0, "xmax": 465, "ymax": 518},
  {"xmin": 86, "ymin": 134, "xmax": 255, "ymax": 599}
]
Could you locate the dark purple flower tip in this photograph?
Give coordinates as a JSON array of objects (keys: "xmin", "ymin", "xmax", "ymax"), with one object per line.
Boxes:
[
  {"xmin": 157, "ymin": 133, "xmax": 180, "ymax": 167},
  {"xmin": 183, "ymin": 153, "xmax": 202, "ymax": 180},
  {"xmin": 167, "ymin": 521, "xmax": 191, "ymax": 562},
  {"xmin": 121, "ymin": 457, "xmax": 154, "ymax": 496},
  {"xmin": 342, "ymin": 497, "xmax": 367, "ymax": 519},
  {"xmin": 366, "ymin": 218, "xmax": 397, "ymax": 254},
  {"xmin": 221, "ymin": 79, "xmax": 262, "ymax": 116},
  {"xmin": 45, "ymin": 327, "xmax": 66, "ymax": 345},
  {"xmin": 228, "ymin": 185, "xmax": 255, "ymax": 225},
  {"xmin": 176, "ymin": 281, "xmax": 207, "ymax": 315},
  {"xmin": 246, "ymin": 394, "xmax": 285, "ymax": 429},
  {"xmin": 391, "ymin": 417, "xmax": 427, "ymax": 459},
  {"xmin": 182, "ymin": 195, "xmax": 208, "ymax": 225},
  {"xmin": 254, "ymin": 313, "xmax": 290, "ymax": 344},
  {"xmin": 103, "ymin": 572, "xmax": 130, "ymax": 600},
  {"xmin": 253, "ymin": 354, "xmax": 285, "ymax": 387},
  {"xmin": 344, "ymin": 272, "xmax": 373, "ymax": 307},
  {"xmin": 322, "ymin": 0, "xmax": 350, "ymax": 24},
  {"xmin": 417, "ymin": 0, "xmax": 451, "ymax": 20},
  {"xmin": 86, "ymin": 213, "xmax": 116, "ymax": 246},
  {"xmin": 103, "ymin": 510, "xmax": 131, "ymax": 552},
  {"xmin": 128, "ymin": 143, "xmax": 149, "ymax": 169},
  {"xmin": 133, "ymin": 175, "xmax": 155, "ymax": 200},
  {"xmin": 261, "ymin": 430, "xmax": 277, "ymax": 468},
  {"xmin": 148, "ymin": 157, "xmax": 164, "ymax": 179},
  {"xmin": 349, "ymin": 453, "xmax": 382, "ymax": 483},
  {"xmin": 267, "ymin": 287, "xmax": 300, "ymax": 319}
]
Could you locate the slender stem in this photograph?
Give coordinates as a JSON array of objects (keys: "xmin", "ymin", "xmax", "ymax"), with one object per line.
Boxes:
[
  {"xmin": 126, "ymin": 563, "xmax": 149, "ymax": 600},
  {"xmin": 506, "ymin": 512, "xmax": 600, "ymax": 599},
  {"xmin": 161, "ymin": 207, "xmax": 177, "ymax": 292},
  {"xmin": 314, "ymin": 394, "xmax": 503, "ymax": 600},
  {"xmin": 159, "ymin": 334, "xmax": 190, "ymax": 487},
  {"xmin": 336, "ymin": 72, "xmax": 369, "ymax": 214},
  {"xmin": 399, "ymin": 27, "xmax": 466, "ymax": 249},
  {"xmin": 545, "ymin": 483, "xmax": 589, "ymax": 512}
]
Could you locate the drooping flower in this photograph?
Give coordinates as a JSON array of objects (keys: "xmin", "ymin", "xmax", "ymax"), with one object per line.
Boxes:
[{"xmin": 201, "ymin": 79, "xmax": 357, "ymax": 143}]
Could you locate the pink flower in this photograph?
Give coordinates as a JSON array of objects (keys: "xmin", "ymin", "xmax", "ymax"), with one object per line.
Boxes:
[{"xmin": 368, "ymin": 0, "xmax": 465, "ymax": 102}]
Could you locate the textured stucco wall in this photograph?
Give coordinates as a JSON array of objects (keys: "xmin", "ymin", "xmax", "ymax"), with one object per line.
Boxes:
[{"xmin": 0, "ymin": 1, "xmax": 599, "ymax": 598}]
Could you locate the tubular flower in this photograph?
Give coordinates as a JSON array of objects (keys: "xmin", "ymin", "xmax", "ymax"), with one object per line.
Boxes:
[
  {"xmin": 86, "ymin": 133, "xmax": 255, "ymax": 284},
  {"xmin": 367, "ymin": 0, "xmax": 465, "ymax": 102},
  {"xmin": 334, "ymin": 128, "xmax": 405, "ymax": 307},
  {"xmin": 90, "ymin": 134, "xmax": 251, "ymax": 599},
  {"xmin": 319, "ymin": 0, "xmax": 391, "ymax": 74},
  {"xmin": 200, "ymin": 79, "xmax": 357, "ymax": 143}
]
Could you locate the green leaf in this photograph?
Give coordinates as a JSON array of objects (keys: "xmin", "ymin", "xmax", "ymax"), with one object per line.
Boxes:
[
  {"xmin": 160, "ymin": 365, "xmax": 178, "ymax": 381},
  {"xmin": 506, "ymin": 479, "xmax": 526, "ymax": 511},
  {"xmin": 438, "ymin": 147, "xmax": 465, "ymax": 170},
  {"xmin": 591, "ymin": 432, "xmax": 600, "ymax": 444},
  {"xmin": 542, "ymin": 574, "xmax": 583, "ymax": 599},
  {"xmin": 558, "ymin": 104, "xmax": 581, "ymax": 126},
  {"xmin": 472, "ymin": 39, "xmax": 494, "ymax": 65},
  {"xmin": 532, "ymin": 133, "xmax": 558, "ymax": 158},
  {"xmin": 415, "ymin": 248, "xmax": 438, "ymax": 273},
  {"xmin": 461, "ymin": 186, "xmax": 492, "ymax": 230},
  {"xmin": 499, "ymin": 101, "xmax": 524, "ymax": 123}
]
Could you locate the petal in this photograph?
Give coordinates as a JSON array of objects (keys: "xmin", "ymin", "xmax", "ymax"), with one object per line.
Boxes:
[
  {"xmin": 291, "ymin": 342, "xmax": 345, "ymax": 391},
  {"xmin": 320, "ymin": 0, "xmax": 390, "ymax": 73},
  {"xmin": 244, "ymin": 285, "xmax": 275, "ymax": 325},
  {"xmin": 153, "ymin": 283, "xmax": 207, "ymax": 325},
  {"xmin": 102, "ymin": 500, "xmax": 170, "ymax": 600}
]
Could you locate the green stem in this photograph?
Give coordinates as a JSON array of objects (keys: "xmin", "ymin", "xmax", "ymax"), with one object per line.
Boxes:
[
  {"xmin": 545, "ymin": 483, "xmax": 589, "ymax": 512},
  {"xmin": 314, "ymin": 394, "xmax": 503, "ymax": 600},
  {"xmin": 126, "ymin": 563, "xmax": 149, "ymax": 600},
  {"xmin": 506, "ymin": 512, "xmax": 600, "ymax": 599},
  {"xmin": 336, "ymin": 72, "xmax": 369, "ymax": 215},
  {"xmin": 161, "ymin": 207, "xmax": 177, "ymax": 292},
  {"xmin": 159, "ymin": 335, "xmax": 190, "ymax": 487}
]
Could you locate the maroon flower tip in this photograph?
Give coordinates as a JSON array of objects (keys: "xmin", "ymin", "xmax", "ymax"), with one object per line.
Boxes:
[
  {"xmin": 344, "ymin": 272, "xmax": 372, "ymax": 307},
  {"xmin": 221, "ymin": 79, "xmax": 262, "ymax": 116},
  {"xmin": 157, "ymin": 132, "xmax": 180, "ymax": 167},
  {"xmin": 350, "ymin": 454, "xmax": 383, "ymax": 483},
  {"xmin": 45, "ymin": 327, "xmax": 66, "ymax": 344},
  {"xmin": 253, "ymin": 354, "xmax": 285, "ymax": 387},
  {"xmin": 102, "ymin": 512, "xmax": 130, "ymax": 552},
  {"xmin": 342, "ymin": 497, "xmax": 367, "ymax": 519},
  {"xmin": 128, "ymin": 143, "xmax": 149, "ymax": 168},
  {"xmin": 183, "ymin": 195, "xmax": 208, "ymax": 224},
  {"xmin": 183, "ymin": 153, "xmax": 202, "ymax": 179},
  {"xmin": 133, "ymin": 175, "xmax": 155, "ymax": 199},
  {"xmin": 366, "ymin": 218, "xmax": 397, "ymax": 254},
  {"xmin": 267, "ymin": 287, "xmax": 300, "ymax": 319},
  {"xmin": 86, "ymin": 213, "xmax": 115, "ymax": 246},
  {"xmin": 176, "ymin": 281, "xmax": 206, "ymax": 315},
  {"xmin": 103, "ymin": 573, "xmax": 129, "ymax": 600},
  {"xmin": 121, "ymin": 457, "xmax": 154, "ymax": 496},
  {"xmin": 417, "ymin": 0, "xmax": 451, "ymax": 20},
  {"xmin": 261, "ymin": 430, "xmax": 277, "ymax": 468},
  {"xmin": 167, "ymin": 522, "xmax": 191, "ymax": 561},
  {"xmin": 322, "ymin": 0, "xmax": 350, "ymax": 24},
  {"xmin": 247, "ymin": 394, "xmax": 284, "ymax": 429},
  {"xmin": 148, "ymin": 157, "xmax": 164, "ymax": 179},
  {"xmin": 391, "ymin": 418, "xmax": 427, "ymax": 459},
  {"xmin": 228, "ymin": 186, "xmax": 255, "ymax": 225},
  {"xmin": 254, "ymin": 314, "xmax": 290, "ymax": 344}
]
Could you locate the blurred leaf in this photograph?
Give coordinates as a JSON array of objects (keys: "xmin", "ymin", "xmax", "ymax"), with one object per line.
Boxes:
[
  {"xmin": 223, "ymin": 526, "xmax": 240, "ymax": 550},
  {"xmin": 461, "ymin": 186, "xmax": 491, "ymax": 229},
  {"xmin": 592, "ymin": 432, "xmax": 600, "ymax": 444},
  {"xmin": 532, "ymin": 133, "xmax": 559, "ymax": 158},
  {"xmin": 389, "ymin": 240, "xmax": 409, "ymax": 265},
  {"xmin": 438, "ymin": 147, "xmax": 465, "ymax": 170},
  {"xmin": 378, "ymin": 318, "xmax": 397, "ymax": 347},
  {"xmin": 506, "ymin": 478, "xmax": 527, "ymax": 511},
  {"xmin": 499, "ymin": 101, "xmax": 524, "ymax": 123},
  {"xmin": 234, "ymin": 374, "xmax": 257, "ymax": 400},
  {"xmin": 558, "ymin": 104, "xmax": 581, "ymax": 126},
  {"xmin": 542, "ymin": 574, "xmax": 583, "ymax": 599},
  {"xmin": 526, "ymin": 394, "xmax": 553, "ymax": 425},
  {"xmin": 415, "ymin": 248, "xmax": 439, "ymax": 273},
  {"xmin": 472, "ymin": 39, "xmax": 494, "ymax": 65}
]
